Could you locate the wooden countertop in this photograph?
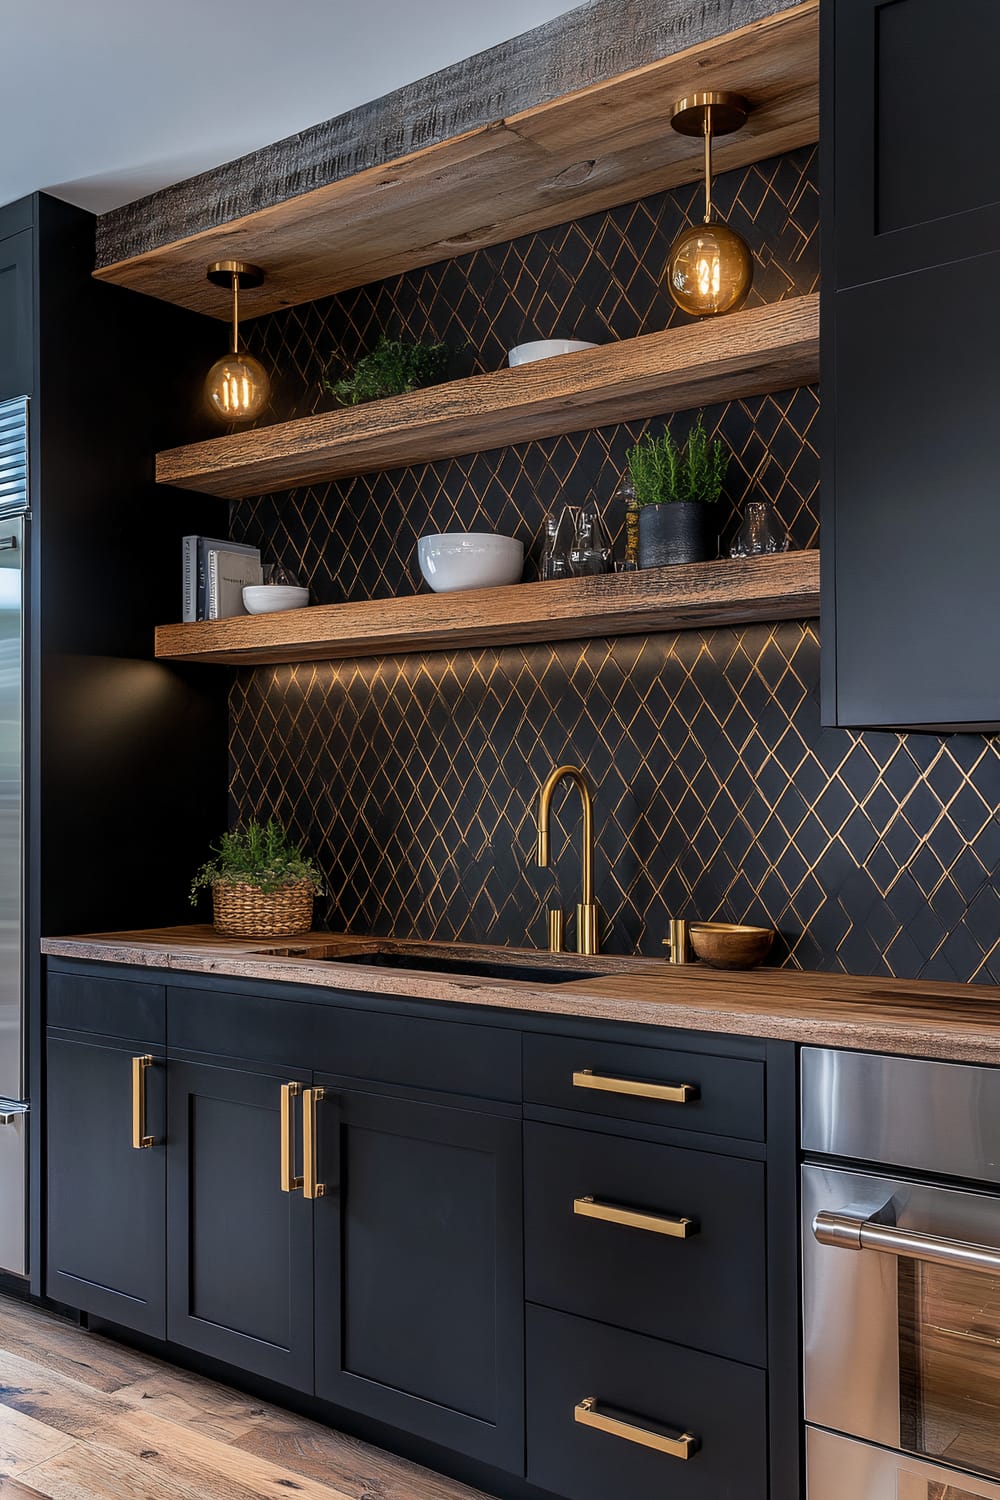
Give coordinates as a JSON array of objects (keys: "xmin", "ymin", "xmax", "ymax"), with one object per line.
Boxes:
[{"xmin": 41, "ymin": 926, "xmax": 1000, "ymax": 1064}]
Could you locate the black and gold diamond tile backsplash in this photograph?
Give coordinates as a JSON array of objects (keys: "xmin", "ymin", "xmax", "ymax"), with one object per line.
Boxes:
[{"xmin": 228, "ymin": 146, "xmax": 1000, "ymax": 984}]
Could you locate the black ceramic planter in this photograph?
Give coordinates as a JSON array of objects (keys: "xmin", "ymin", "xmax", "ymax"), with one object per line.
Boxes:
[{"xmin": 638, "ymin": 502, "xmax": 716, "ymax": 567}]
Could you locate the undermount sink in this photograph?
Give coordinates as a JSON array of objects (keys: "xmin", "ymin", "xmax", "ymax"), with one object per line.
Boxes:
[
  {"xmin": 319, "ymin": 951, "xmax": 606, "ymax": 985},
  {"xmin": 262, "ymin": 944, "xmax": 607, "ymax": 986}
]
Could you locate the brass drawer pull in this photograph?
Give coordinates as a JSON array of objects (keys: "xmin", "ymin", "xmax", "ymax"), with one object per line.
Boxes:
[
  {"xmin": 303, "ymin": 1087, "xmax": 326, "ymax": 1200},
  {"xmin": 572, "ymin": 1068, "xmax": 697, "ymax": 1104},
  {"xmin": 574, "ymin": 1397, "xmax": 698, "ymax": 1459},
  {"xmin": 131, "ymin": 1055, "xmax": 154, "ymax": 1150},
  {"xmin": 573, "ymin": 1195, "xmax": 697, "ymax": 1239},
  {"xmin": 280, "ymin": 1082, "xmax": 302, "ymax": 1193}
]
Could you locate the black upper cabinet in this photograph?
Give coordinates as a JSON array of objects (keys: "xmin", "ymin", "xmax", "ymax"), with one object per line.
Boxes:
[
  {"xmin": 832, "ymin": 0, "xmax": 1000, "ymax": 289},
  {"xmin": 0, "ymin": 225, "xmax": 33, "ymax": 402},
  {"xmin": 822, "ymin": 0, "xmax": 1000, "ymax": 730},
  {"xmin": 313, "ymin": 1081, "xmax": 524, "ymax": 1471}
]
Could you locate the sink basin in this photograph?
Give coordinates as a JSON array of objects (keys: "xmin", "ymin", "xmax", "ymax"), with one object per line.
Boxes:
[{"xmin": 318, "ymin": 951, "xmax": 604, "ymax": 986}]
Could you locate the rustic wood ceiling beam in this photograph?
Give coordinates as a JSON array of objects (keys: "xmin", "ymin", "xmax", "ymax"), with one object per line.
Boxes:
[{"xmin": 94, "ymin": 0, "xmax": 815, "ymax": 318}]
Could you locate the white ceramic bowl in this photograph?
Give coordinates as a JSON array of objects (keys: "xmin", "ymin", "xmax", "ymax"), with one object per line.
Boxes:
[
  {"xmin": 508, "ymin": 339, "xmax": 597, "ymax": 366},
  {"xmin": 242, "ymin": 585, "xmax": 310, "ymax": 614},
  {"xmin": 417, "ymin": 533, "xmax": 524, "ymax": 593}
]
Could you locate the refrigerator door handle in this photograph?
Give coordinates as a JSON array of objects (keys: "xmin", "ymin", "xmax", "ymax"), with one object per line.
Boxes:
[{"xmin": 0, "ymin": 1101, "xmax": 27, "ymax": 1126}]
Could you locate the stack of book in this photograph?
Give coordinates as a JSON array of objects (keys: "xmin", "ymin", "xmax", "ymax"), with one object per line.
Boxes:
[{"xmin": 182, "ymin": 536, "xmax": 263, "ymax": 621}]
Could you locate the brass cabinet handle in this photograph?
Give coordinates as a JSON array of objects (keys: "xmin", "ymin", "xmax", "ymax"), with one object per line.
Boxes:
[
  {"xmin": 131, "ymin": 1055, "xmax": 154, "ymax": 1150},
  {"xmin": 303, "ymin": 1087, "xmax": 326, "ymax": 1200},
  {"xmin": 572, "ymin": 1068, "xmax": 697, "ymax": 1104},
  {"xmin": 574, "ymin": 1397, "xmax": 698, "ymax": 1459},
  {"xmin": 573, "ymin": 1195, "xmax": 697, "ymax": 1239},
  {"xmin": 280, "ymin": 1082, "xmax": 303, "ymax": 1193}
]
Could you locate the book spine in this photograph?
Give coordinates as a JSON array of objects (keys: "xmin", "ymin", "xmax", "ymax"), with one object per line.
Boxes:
[
  {"xmin": 182, "ymin": 536, "xmax": 198, "ymax": 622},
  {"xmin": 207, "ymin": 550, "xmax": 220, "ymax": 620}
]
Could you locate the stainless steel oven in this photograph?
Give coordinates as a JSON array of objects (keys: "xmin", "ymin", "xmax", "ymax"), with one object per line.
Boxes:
[{"xmin": 802, "ymin": 1047, "xmax": 1000, "ymax": 1499}]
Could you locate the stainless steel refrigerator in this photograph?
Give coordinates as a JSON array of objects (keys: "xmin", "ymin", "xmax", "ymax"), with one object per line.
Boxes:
[{"xmin": 0, "ymin": 397, "xmax": 28, "ymax": 1277}]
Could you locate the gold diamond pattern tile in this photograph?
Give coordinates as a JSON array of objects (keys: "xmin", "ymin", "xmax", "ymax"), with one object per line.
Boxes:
[{"xmin": 230, "ymin": 625, "xmax": 1000, "ymax": 984}]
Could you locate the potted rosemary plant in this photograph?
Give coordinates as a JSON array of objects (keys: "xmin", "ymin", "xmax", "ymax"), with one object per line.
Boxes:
[
  {"xmin": 626, "ymin": 413, "xmax": 727, "ymax": 566},
  {"xmin": 190, "ymin": 818, "xmax": 323, "ymax": 938}
]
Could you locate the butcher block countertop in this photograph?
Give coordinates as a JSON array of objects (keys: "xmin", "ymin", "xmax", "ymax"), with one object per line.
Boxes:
[{"xmin": 41, "ymin": 926, "xmax": 1000, "ymax": 1065}]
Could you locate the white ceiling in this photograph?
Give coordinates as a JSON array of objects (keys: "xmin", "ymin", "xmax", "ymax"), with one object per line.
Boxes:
[{"xmin": 2, "ymin": 0, "xmax": 580, "ymax": 215}]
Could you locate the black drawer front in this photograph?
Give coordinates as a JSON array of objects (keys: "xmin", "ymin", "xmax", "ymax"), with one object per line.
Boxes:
[
  {"xmin": 47, "ymin": 969, "xmax": 165, "ymax": 1043},
  {"xmin": 526, "ymin": 1305, "xmax": 767, "ymax": 1500},
  {"xmin": 168, "ymin": 987, "xmax": 520, "ymax": 1102},
  {"xmin": 523, "ymin": 1032, "xmax": 764, "ymax": 1140},
  {"xmin": 524, "ymin": 1121, "xmax": 766, "ymax": 1365}
]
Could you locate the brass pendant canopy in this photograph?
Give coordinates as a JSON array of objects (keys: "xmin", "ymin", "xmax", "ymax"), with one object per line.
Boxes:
[
  {"xmin": 204, "ymin": 261, "xmax": 270, "ymax": 421},
  {"xmin": 665, "ymin": 90, "xmax": 753, "ymax": 317}
]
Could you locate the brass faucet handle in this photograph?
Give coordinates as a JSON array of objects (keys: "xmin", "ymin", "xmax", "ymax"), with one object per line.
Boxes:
[
  {"xmin": 577, "ymin": 903, "xmax": 600, "ymax": 957},
  {"xmin": 663, "ymin": 918, "xmax": 691, "ymax": 964},
  {"xmin": 547, "ymin": 908, "xmax": 565, "ymax": 954}
]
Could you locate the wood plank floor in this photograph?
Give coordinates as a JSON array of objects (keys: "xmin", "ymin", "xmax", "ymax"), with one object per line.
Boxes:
[{"xmin": 0, "ymin": 1296, "xmax": 496, "ymax": 1499}]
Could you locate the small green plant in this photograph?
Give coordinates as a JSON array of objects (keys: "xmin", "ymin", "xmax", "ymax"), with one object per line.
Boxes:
[
  {"xmin": 190, "ymin": 818, "xmax": 323, "ymax": 902},
  {"xmin": 626, "ymin": 413, "xmax": 728, "ymax": 506},
  {"xmin": 323, "ymin": 336, "xmax": 451, "ymax": 405}
]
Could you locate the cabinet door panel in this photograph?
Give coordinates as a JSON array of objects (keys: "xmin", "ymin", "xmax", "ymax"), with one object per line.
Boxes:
[
  {"xmin": 314, "ymin": 1084, "xmax": 523, "ymax": 1471},
  {"xmin": 46, "ymin": 1032, "xmax": 165, "ymax": 1335},
  {"xmin": 832, "ymin": 0, "xmax": 1000, "ymax": 288},
  {"xmin": 0, "ymin": 230, "xmax": 33, "ymax": 402},
  {"xmin": 828, "ymin": 260, "xmax": 1000, "ymax": 728},
  {"xmin": 166, "ymin": 1058, "xmax": 313, "ymax": 1390}
]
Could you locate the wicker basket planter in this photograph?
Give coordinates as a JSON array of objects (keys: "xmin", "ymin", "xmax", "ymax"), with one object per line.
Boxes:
[{"xmin": 211, "ymin": 879, "xmax": 315, "ymax": 938}]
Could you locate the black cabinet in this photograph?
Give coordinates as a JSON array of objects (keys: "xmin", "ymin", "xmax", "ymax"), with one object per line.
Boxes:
[
  {"xmin": 0, "ymin": 224, "xmax": 33, "ymax": 402},
  {"xmin": 526, "ymin": 1304, "xmax": 767, "ymax": 1500},
  {"xmin": 165, "ymin": 1056, "xmax": 314, "ymax": 1390},
  {"xmin": 822, "ymin": 0, "xmax": 1000, "ymax": 729},
  {"xmin": 46, "ymin": 1029, "xmax": 165, "ymax": 1335},
  {"xmin": 313, "ymin": 1081, "xmax": 524, "ymax": 1469}
]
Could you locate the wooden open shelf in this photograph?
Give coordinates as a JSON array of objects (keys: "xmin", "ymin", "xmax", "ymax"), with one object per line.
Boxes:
[
  {"xmin": 154, "ymin": 550, "xmax": 820, "ymax": 666},
  {"xmin": 95, "ymin": 4, "xmax": 818, "ymax": 319},
  {"xmin": 156, "ymin": 295, "xmax": 819, "ymax": 499}
]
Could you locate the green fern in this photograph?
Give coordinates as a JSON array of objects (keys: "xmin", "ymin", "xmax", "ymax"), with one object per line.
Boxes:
[
  {"xmin": 323, "ymin": 336, "xmax": 451, "ymax": 405},
  {"xmin": 626, "ymin": 413, "xmax": 728, "ymax": 505}
]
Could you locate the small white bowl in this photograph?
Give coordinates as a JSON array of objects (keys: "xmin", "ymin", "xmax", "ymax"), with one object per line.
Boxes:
[
  {"xmin": 417, "ymin": 533, "xmax": 524, "ymax": 593},
  {"xmin": 508, "ymin": 339, "xmax": 597, "ymax": 366},
  {"xmin": 242, "ymin": 585, "xmax": 310, "ymax": 614}
]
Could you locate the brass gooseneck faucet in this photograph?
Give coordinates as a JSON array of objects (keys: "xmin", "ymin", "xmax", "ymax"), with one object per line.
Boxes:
[{"xmin": 535, "ymin": 764, "xmax": 600, "ymax": 956}]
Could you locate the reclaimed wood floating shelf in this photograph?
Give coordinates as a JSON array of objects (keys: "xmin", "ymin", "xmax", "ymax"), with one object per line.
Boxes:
[
  {"xmin": 157, "ymin": 294, "xmax": 819, "ymax": 499},
  {"xmin": 94, "ymin": 4, "xmax": 818, "ymax": 319},
  {"xmin": 154, "ymin": 550, "xmax": 820, "ymax": 666}
]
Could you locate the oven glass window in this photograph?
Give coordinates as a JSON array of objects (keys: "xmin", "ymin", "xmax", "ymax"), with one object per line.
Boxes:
[{"xmin": 900, "ymin": 1258, "xmax": 1000, "ymax": 1477}]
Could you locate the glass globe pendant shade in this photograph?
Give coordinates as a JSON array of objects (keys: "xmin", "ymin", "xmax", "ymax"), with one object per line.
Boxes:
[
  {"xmin": 204, "ymin": 259, "xmax": 269, "ymax": 422},
  {"xmin": 666, "ymin": 220, "xmax": 753, "ymax": 317},
  {"xmin": 204, "ymin": 352, "xmax": 270, "ymax": 420}
]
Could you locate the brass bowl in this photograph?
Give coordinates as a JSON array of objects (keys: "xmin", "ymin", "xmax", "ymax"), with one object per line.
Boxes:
[{"xmin": 688, "ymin": 922, "xmax": 775, "ymax": 970}]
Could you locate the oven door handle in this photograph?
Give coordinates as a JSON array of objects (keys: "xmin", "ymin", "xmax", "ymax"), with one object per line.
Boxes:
[{"xmin": 814, "ymin": 1208, "xmax": 1000, "ymax": 1274}]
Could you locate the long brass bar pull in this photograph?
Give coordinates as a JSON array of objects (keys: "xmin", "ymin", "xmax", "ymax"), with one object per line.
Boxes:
[
  {"xmin": 131, "ymin": 1055, "xmax": 154, "ymax": 1150},
  {"xmin": 303, "ymin": 1087, "xmax": 326, "ymax": 1200},
  {"xmin": 280, "ymin": 1082, "xmax": 303, "ymax": 1193},
  {"xmin": 814, "ymin": 1209, "xmax": 1000, "ymax": 1274},
  {"xmin": 572, "ymin": 1068, "xmax": 697, "ymax": 1104},
  {"xmin": 573, "ymin": 1195, "xmax": 697, "ymax": 1239},
  {"xmin": 574, "ymin": 1397, "xmax": 698, "ymax": 1459}
]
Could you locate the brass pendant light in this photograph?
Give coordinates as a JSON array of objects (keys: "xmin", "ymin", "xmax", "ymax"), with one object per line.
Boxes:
[
  {"xmin": 665, "ymin": 91, "xmax": 753, "ymax": 317},
  {"xmin": 204, "ymin": 260, "xmax": 270, "ymax": 421}
]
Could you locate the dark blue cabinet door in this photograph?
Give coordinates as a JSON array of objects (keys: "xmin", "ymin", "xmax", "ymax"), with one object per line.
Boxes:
[
  {"xmin": 0, "ymin": 229, "xmax": 33, "ymax": 402},
  {"xmin": 46, "ymin": 1030, "xmax": 166, "ymax": 1336},
  {"xmin": 166, "ymin": 1057, "xmax": 314, "ymax": 1391},
  {"xmin": 313, "ymin": 1082, "xmax": 524, "ymax": 1472}
]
